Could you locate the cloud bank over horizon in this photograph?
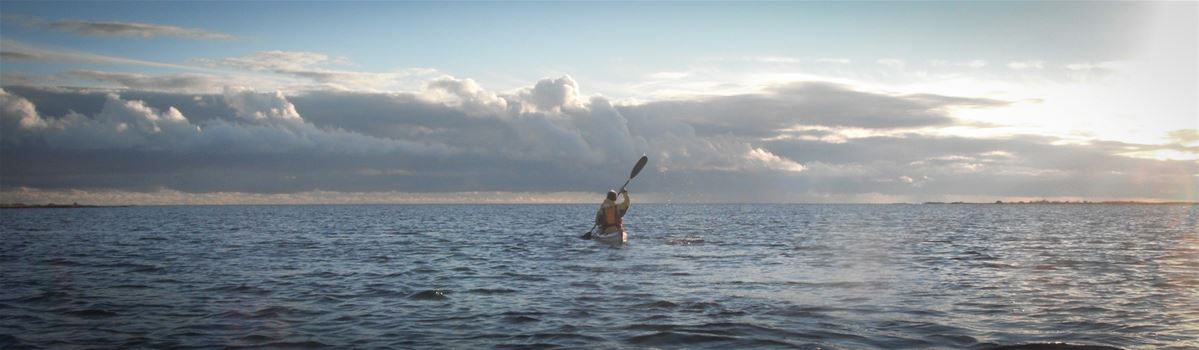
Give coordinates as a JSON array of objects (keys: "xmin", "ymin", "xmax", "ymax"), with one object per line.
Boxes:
[{"xmin": 2, "ymin": 74, "xmax": 1195, "ymax": 204}]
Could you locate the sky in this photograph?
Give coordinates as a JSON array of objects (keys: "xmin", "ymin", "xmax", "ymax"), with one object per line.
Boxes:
[{"xmin": 0, "ymin": 1, "xmax": 1196, "ymax": 204}]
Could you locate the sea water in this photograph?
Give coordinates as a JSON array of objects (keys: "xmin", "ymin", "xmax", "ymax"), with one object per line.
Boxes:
[{"xmin": 1, "ymin": 204, "xmax": 1196, "ymax": 349}]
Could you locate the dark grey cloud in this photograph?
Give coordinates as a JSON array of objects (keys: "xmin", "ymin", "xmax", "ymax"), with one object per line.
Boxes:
[
  {"xmin": 0, "ymin": 39, "xmax": 193, "ymax": 69},
  {"xmin": 620, "ymin": 82, "xmax": 1007, "ymax": 138},
  {"xmin": 1, "ymin": 78, "xmax": 1194, "ymax": 202},
  {"xmin": 45, "ymin": 19, "xmax": 235, "ymax": 40},
  {"xmin": 0, "ymin": 50, "xmax": 40, "ymax": 60}
]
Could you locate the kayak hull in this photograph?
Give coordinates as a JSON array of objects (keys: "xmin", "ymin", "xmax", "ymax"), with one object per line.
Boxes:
[{"xmin": 591, "ymin": 227, "xmax": 628, "ymax": 243}]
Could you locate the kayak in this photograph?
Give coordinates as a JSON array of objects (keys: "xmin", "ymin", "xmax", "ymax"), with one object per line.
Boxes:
[{"xmin": 590, "ymin": 226, "xmax": 628, "ymax": 244}]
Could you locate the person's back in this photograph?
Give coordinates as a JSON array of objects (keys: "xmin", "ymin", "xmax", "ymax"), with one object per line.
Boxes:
[{"xmin": 596, "ymin": 189, "xmax": 630, "ymax": 234}]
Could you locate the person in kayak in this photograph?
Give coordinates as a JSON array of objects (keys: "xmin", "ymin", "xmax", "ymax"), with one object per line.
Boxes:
[{"xmin": 596, "ymin": 189, "xmax": 630, "ymax": 234}]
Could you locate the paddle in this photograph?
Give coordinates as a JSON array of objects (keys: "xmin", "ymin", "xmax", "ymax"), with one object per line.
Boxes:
[{"xmin": 582, "ymin": 155, "xmax": 649, "ymax": 240}]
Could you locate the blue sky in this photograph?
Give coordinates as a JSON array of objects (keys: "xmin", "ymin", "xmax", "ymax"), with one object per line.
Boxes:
[
  {"xmin": 1, "ymin": 2, "xmax": 1157, "ymax": 83},
  {"xmin": 0, "ymin": 1, "xmax": 1195, "ymax": 203}
]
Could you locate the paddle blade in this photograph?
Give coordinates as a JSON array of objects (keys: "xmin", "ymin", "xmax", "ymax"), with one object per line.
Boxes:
[{"xmin": 629, "ymin": 155, "xmax": 649, "ymax": 179}]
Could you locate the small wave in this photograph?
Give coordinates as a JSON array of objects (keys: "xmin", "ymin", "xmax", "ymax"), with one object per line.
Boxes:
[
  {"xmin": 65, "ymin": 308, "xmax": 117, "ymax": 318},
  {"xmin": 785, "ymin": 280, "xmax": 886, "ymax": 289},
  {"xmin": 17, "ymin": 290, "xmax": 71, "ymax": 303},
  {"xmin": 982, "ymin": 262, "xmax": 1020, "ymax": 269},
  {"xmin": 492, "ymin": 344, "xmax": 557, "ymax": 350},
  {"xmin": 42, "ymin": 258, "xmax": 83, "ymax": 266},
  {"xmin": 928, "ymin": 334, "xmax": 977, "ymax": 347},
  {"xmin": 637, "ymin": 300, "xmax": 679, "ymax": 309},
  {"xmin": 628, "ymin": 331, "xmax": 738, "ymax": 345},
  {"xmin": 408, "ymin": 267, "xmax": 437, "ymax": 274},
  {"xmin": 983, "ymin": 343, "xmax": 1121, "ymax": 350},
  {"xmin": 205, "ymin": 284, "xmax": 272, "ymax": 295},
  {"xmin": 110, "ymin": 284, "xmax": 152, "ymax": 289},
  {"xmin": 465, "ymin": 288, "xmax": 517, "ymax": 295},
  {"xmin": 361, "ymin": 288, "xmax": 406, "ymax": 298},
  {"xmin": 133, "ymin": 265, "xmax": 166, "ymax": 273},
  {"xmin": 502, "ymin": 315, "xmax": 540, "ymax": 323},
  {"xmin": 215, "ymin": 310, "xmax": 251, "ymax": 319},
  {"xmin": 1054, "ymin": 306, "xmax": 1111, "ymax": 314},
  {"xmin": 227, "ymin": 340, "xmax": 331, "ymax": 349},
  {"xmin": 667, "ymin": 237, "xmax": 705, "ymax": 245},
  {"xmin": 527, "ymin": 332, "xmax": 605, "ymax": 343},
  {"xmin": 564, "ymin": 264, "xmax": 614, "ymax": 273},
  {"xmin": 683, "ymin": 301, "xmax": 723, "ymax": 311},
  {"xmin": 409, "ymin": 289, "xmax": 450, "ymax": 300},
  {"xmin": 502, "ymin": 272, "xmax": 549, "ymax": 282},
  {"xmin": 236, "ymin": 334, "xmax": 275, "ymax": 343},
  {"xmin": 252, "ymin": 306, "xmax": 296, "ymax": 319}
]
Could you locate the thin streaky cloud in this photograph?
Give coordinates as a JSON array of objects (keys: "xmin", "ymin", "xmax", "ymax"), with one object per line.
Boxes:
[
  {"xmin": 0, "ymin": 39, "xmax": 208, "ymax": 71},
  {"xmin": 5, "ymin": 14, "xmax": 236, "ymax": 40}
]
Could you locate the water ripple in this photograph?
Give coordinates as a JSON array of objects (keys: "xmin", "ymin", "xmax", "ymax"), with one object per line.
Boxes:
[{"xmin": 1, "ymin": 204, "xmax": 1196, "ymax": 348}]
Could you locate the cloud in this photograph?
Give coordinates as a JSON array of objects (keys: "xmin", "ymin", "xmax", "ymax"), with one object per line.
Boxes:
[
  {"xmin": 877, "ymin": 59, "xmax": 905, "ymax": 67},
  {"xmin": 746, "ymin": 147, "xmax": 806, "ymax": 172},
  {"xmin": 930, "ymin": 59, "xmax": 987, "ymax": 68},
  {"xmin": 1, "ymin": 87, "xmax": 452, "ymax": 156},
  {"xmin": 1, "ymin": 76, "xmax": 1194, "ymax": 202},
  {"xmin": 522, "ymin": 75, "xmax": 583, "ymax": 112},
  {"xmin": 27, "ymin": 16, "xmax": 235, "ymax": 40},
  {"xmin": 0, "ymin": 89, "xmax": 50, "ymax": 142},
  {"xmin": 0, "ymin": 39, "xmax": 197, "ymax": 70},
  {"xmin": 1167, "ymin": 129, "xmax": 1199, "ymax": 146},
  {"xmin": 1064, "ymin": 62, "xmax": 1117, "ymax": 71},
  {"xmin": 221, "ymin": 87, "xmax": 303, "ymax": 122},
  {"xmin": 623, "ymin": 81, "xmax": 1007, "ymax": 137},
  {"xmin": 1007, "ymin": 60, "xmax": 1045, "ymax": 70},
  {"xmin": 66, "ymin": 70, "xmax": 226, "ymax": 93},
  {"xmin": 192, "ymin": 51, "xmax": 343, "ymax": 72},
  {"xmin": 190, "ymin": 51, "xmax": 442, "ymax": 92}
]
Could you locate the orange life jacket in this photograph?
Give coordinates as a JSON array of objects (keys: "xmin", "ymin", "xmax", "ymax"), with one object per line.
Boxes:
[{"xmin": 602, "ymin": 204, "xmax": 622, "ymax": 228}]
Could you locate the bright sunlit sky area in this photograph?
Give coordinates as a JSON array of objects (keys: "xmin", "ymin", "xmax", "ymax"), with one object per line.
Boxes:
[{"xmin": 1, "ymin": 1, "xmax": 1196, "ymax": 203}]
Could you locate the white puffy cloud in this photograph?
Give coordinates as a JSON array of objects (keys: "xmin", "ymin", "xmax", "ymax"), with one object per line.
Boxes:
[
  {"xmin": 520, "ymin": 75, "xmax": 584, "ymax": 113},
  {"xmin": 0, "ymin": 88, "xmax": 48, "ymax": 130},
  {"xmin": 746, "ymin": 147, "xmax": 806, "ymax": 173},
  {"xmin": 222, "ymin": 87, "xmax": 302, "ymax": 122},
  {"xmin": 0, "ymin": 88, "xmax": 452, "ymax": 157},
  {"xmin": 41, "ymin": 94, "xmax": 197, "ymax": 150}
]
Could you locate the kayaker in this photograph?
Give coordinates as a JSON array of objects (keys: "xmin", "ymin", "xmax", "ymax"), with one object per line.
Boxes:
[{"xmin": 595, "ymin": 189, "xmax": 630, "ymax": 234}]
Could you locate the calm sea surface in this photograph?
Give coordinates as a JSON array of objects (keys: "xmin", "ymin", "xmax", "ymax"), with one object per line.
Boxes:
[{"xmin": 1, "ymin": 204, "xmax": 1196, "ymax": 349}]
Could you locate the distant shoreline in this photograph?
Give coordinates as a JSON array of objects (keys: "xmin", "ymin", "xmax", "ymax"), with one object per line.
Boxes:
[
  {"xmin": 0, "ymin": 203, "xmax": 133, "ymax": 209},
  {"xmin": 0, "ymin": 202, "xmax": 1193, "ymax": 208},
  {"xmin": 923, "ymin": 200, "xmax": 1198, "ymax": 205}
]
